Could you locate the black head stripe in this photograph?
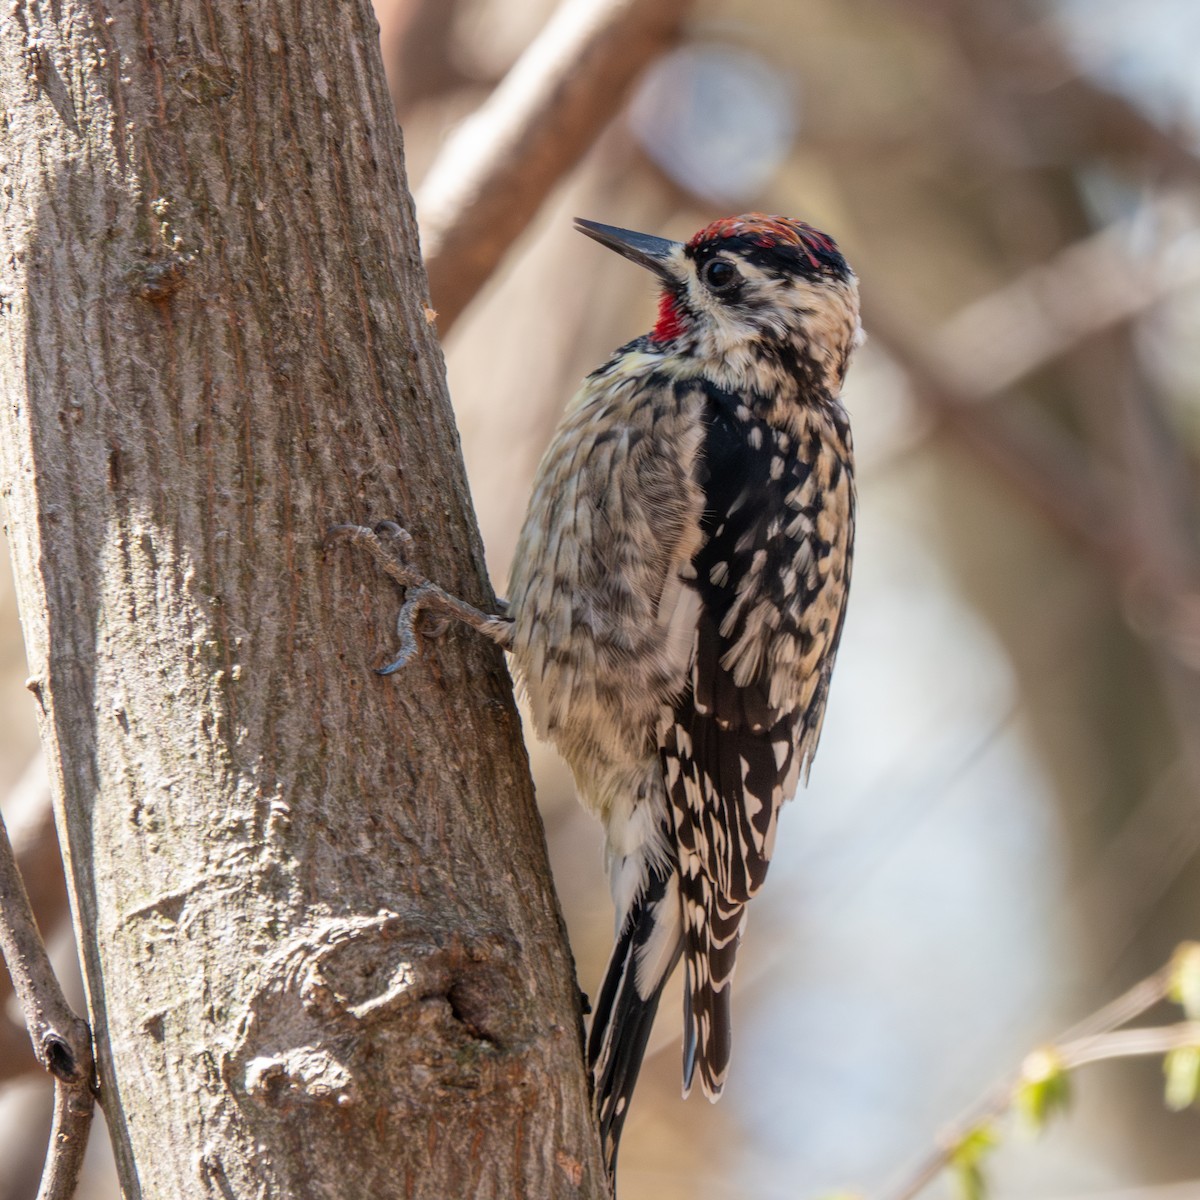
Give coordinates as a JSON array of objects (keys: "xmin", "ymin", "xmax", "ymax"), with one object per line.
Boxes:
[{"xmin": 688, "ymin": 233, "xmax": 850, "ymax": 283}]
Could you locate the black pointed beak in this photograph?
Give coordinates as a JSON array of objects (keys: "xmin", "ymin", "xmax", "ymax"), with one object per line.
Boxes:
[{"xmin": 574, "ymin": 218, "xmax": 681, "ymax": 283}]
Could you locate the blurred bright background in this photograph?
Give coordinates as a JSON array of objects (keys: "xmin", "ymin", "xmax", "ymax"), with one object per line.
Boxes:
[{"xmin": 3, "ymin": 0, "xmax": 1200, "ymax": 1196}]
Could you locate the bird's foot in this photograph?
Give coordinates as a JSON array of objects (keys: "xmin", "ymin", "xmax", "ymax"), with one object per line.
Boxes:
[{"xmin": 325, "ymin": 521, "xmax": 512, "ymax": 673}]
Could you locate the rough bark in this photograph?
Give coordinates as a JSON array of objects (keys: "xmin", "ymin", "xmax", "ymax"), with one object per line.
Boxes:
[{"xmin": 0, "ymin": 3, "xmax": 604, "ymax": 1198}]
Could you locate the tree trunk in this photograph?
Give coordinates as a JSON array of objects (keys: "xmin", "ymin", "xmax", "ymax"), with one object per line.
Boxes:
[{"xmin": 0, "ymin": 3, "xmax": 604, "ymax": 1197}]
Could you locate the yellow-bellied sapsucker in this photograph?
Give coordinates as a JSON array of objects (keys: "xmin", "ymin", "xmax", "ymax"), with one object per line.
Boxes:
[
  {"xmin": 509, "ymin": 215, "xmax": 858, "ymax": 1171},
  {"xmin": 332, "ymin": 212, "xmax": 859, "ymax": 1181}
]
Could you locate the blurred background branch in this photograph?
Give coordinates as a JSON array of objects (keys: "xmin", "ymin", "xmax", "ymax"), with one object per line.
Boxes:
[
  {"xmin": 0, "ymin": 758, "xmax": 67, "ymax": 1084},
  {"xmin": 0, "ymin": 765, "xmax": 92, "ymax": 1200},
  {"xmin": 876, "ymin": 944, "xmax": 1200, "ymax": 1200},
  {"xmin": 415, "ymin": 0, "xmax": 694, "ymax": 333}
]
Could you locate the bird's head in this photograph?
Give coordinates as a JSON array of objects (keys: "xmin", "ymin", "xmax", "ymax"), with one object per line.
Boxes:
[{"xmin": 576, "ymin": 213, "xmax": 861, "ymax": 403}]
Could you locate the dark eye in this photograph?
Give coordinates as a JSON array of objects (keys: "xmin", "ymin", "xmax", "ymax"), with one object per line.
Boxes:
[{"xmin": 702, "ymin": 258, "xmax": 739, "ymax": 292}]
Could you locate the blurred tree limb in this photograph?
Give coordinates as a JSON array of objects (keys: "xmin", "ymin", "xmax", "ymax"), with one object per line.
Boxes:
[
  {"xmin": 0, "ymin": 786, "xmax": 93, "ymax": 1200},
  {"xmin": 0, "ymin": 2, "xmax": 603, "ymax": 1197},
  {"xmin": 862, "ymin": 301, "xmax": 1122, "ymax": 567},
  {"xmin": 374, "ymin": 0, "xmax": 479, "ymax": 113},
  {"xmin": 868, "ymin": 945, "xmax": 1200, "ymax": 1200},
  {"xmin": 0, "ymin": 757, "xmax": 70, "ymax": 1083},
  {"xmin": 933, "ymin": 198, "xmax": 1200, "ymax": 399},
  {"xmin": 417, "ymin": 0, "xmax": 694, "ymax": 333}
]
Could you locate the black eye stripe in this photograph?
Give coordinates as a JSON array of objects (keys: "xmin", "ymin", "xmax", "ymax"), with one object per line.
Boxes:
[{"xmin": 687, "ymin": 233, "xmax": 851, "ymax": 283}]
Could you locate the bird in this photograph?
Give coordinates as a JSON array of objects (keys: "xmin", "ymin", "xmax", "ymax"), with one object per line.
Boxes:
[
  {"xmin": 505, "ymin": 214, "xmax": 860, "ymax": 1175},
  {"xmin": 330, "ymin": 211, "xmax": 860, "ymax": 1183}
]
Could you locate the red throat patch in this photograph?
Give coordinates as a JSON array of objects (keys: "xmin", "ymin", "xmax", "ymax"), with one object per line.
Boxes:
[{"xmin": 652, "ymin": 291, "xmax": 687, "ymax": 342}]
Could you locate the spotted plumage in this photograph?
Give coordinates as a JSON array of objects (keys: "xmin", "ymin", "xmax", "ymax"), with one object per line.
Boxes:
[{"xmin": 506, "ymin": 213, "xmax": 859, "ymax": 1179}]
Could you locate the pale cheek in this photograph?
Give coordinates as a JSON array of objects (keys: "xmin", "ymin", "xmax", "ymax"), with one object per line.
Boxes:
[
  {"xmin": 687, "ymin": 286, "xmax": 763, "ymax": 354},
  {"xmin": 708, "ymin": 308, "xmax": 761, "ymax": 354}
]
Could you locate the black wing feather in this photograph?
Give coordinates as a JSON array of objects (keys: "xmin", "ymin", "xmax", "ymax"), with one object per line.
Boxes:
[{"xmin": 661, "ymin": 381, "xmax": 843, "ymax": 1098}]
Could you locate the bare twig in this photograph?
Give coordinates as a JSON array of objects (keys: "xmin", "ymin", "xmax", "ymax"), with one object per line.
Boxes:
[
  {"xmin": 36, "ymin": 1081, "xmax": 95, "ymax": 1200},
  {"xmin": 1056, "ymin": 1023, "xmax": 1200, "ymax": 1070},
  {"xmin": 933, "ymin": 200, "xmax": 1200, "ymax": 399},
  {"xmin": 879, "ymin": 1080, "xmax": 1013, "ymax": 1200},
  {"xmin": 417, "ymin": 0, "xmax": 694, "ymax": 333},
  {"xmin": 0, "ymin": 812, "xmax": 90, "ymax": 1084},
  {"xmin": 0, "ymin": 806, "xmax": 94, "ymax": 1199},
  {"xmin": 862, "ymin": 300, "xmax": 1126, "ymax": 572},
  {"xmin": 875, "ymin": 949, "xmax": 1195, "ymax": 1200},
  {"xmin": 1058, "ymin": 962, "xmax": 1173, "ymax": 1042},
  {"xmin": 0, "ymin": 754, "xmax": 72, "ymax": 1083}
]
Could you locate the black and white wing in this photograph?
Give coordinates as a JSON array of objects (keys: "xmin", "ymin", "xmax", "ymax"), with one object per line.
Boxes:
[{"xmin": 660, "ymin": 382, "xmax": 855, "ymax": 1098}]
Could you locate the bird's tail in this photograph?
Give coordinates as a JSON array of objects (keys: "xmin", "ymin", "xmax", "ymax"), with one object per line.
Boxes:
[
  {"xmin": 588, "ymin": 859, "xmax": 682, "ymax": 1179},
  {"xmin": 680, "ymin": 876, "xmax": 747, "ymax": 1100}
]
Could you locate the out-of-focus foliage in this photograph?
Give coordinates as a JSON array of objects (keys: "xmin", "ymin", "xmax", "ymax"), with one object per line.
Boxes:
[
  {"xmin": 1016, "ymin": 1048, "xmax": 1072, "ymax": 1135},
  {"xmin": 1169, "ymin": 942, "xmax": 1200, "ymax": 1019},
  {"xmin": 950, "ymin": 1124, "xmax": 1000, "ymax": 1200},
  {"xmin": 1163, "ymin": 1047, "xmax": 1200, "ymax": 1114}
]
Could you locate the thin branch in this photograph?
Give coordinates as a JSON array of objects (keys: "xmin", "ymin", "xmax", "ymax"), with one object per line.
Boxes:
[
  {"xmin": 874, "ymin": 949, "xmax": 1197, "ymax": 1200},
  {"xmin": 36, "ymin": 1080, "xmax": 95, "ymax": 1200},
  {"xmin": 1057, "ymin": 963, "xmax": 1173, "ymax": 1043},
  {"xmin": 862, "ymin": 300, "xmax": 1128, "ymax": 572},
  {"xmin": 933, "ymin": 198, "xmax": 1200, "ymax": 400},
  {"xmin": 0, "ymin": 810, "xmax": 91, "ymax": 1084},
  {"xmin": 0, "ymin": 807, "xmax": 94, "ymax": 1199},
  {"xmin": 0, "ymin": 754, "xmax": 72, "ymax": 1083},
  {"xmin": 1057, "ymin": 1023, "xmax": 1200, "ymax": 1070},
  {"xmin": 877, "ymin": 1075, "xmax": 1014, "ymax": 1200},
  {"xmin": 417, "ymin": 0, "xmax": 694, "ymax": 333}
]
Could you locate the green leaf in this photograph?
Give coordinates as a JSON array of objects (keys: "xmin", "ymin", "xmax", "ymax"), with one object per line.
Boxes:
[
  {"xmin": 949, "ymin": 1124, "xmax": 999, "ymax": 1200},
  {"xmin": 1014, "ymin": 1047, "xmax": 1071, "ymax": 1134},
  {"xmin": 1164, "ymin": 1045, "xmax": 1200, "ymax": 1111},
  {"xmin": 1168, "ymin": 943, "xmax": 1200, "ymax": 1020}
]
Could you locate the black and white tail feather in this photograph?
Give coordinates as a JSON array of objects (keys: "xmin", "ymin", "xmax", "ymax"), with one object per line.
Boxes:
[{"xmin": 588, "ymin": 853, "xmax": 682, "ymax": 1176}]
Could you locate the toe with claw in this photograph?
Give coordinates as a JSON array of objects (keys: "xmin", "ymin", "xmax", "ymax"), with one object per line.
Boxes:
[{"xmin": 326, "ymin": 521, "xmax": 513, "ymax": 672}]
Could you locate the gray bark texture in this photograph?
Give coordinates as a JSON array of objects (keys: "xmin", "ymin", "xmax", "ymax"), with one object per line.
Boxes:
[{"xmin": 0, "ymin": 3, "xmax": 605, "ymax": 1197}]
